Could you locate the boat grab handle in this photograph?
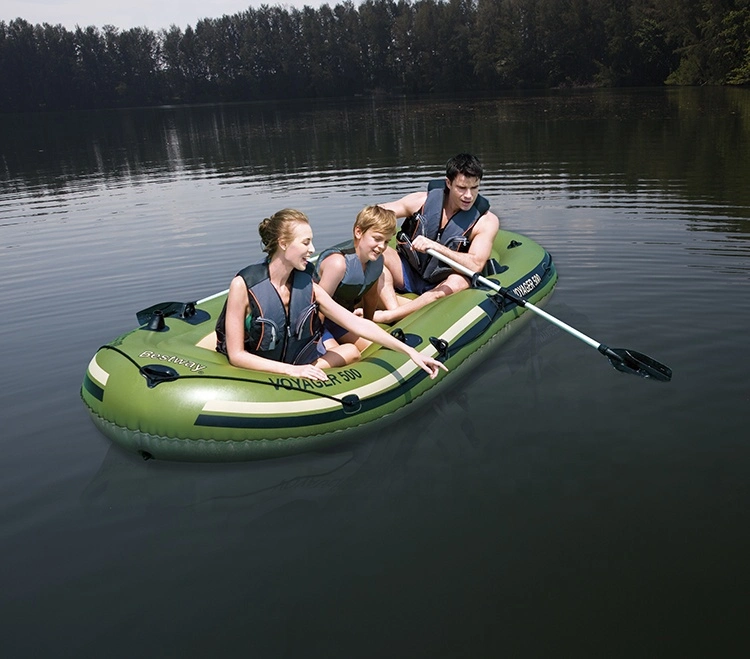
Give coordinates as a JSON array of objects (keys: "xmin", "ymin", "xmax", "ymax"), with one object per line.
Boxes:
[{"xmin": 140, "ymin": 364, "xmax": 180, "ymax": 388}]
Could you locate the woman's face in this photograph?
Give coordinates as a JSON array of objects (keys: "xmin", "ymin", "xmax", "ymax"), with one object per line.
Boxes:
[{"xmin": 280, "ymin": 221, "xmax": 315, "ymax": 270}]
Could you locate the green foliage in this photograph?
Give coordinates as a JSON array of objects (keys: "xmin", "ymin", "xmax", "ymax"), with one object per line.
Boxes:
[
  {"xmin": 0, "ymin": 0, "xmax": 747, "ymax": 113},
  {"xmin": 657, "ymin": 0, "xmax": 750, "ymax": 85}
]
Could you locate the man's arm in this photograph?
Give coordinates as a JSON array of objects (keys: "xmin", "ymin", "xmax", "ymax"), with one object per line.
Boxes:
[
  {"xmin": 410, "ymin": 210, "xmax": 500, "ymax": 274},
  {"xmin": 379, "ymin": 191, "xmax": 428, "ymax": 219}
]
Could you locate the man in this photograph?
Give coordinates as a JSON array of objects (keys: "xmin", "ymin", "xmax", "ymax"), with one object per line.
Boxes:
[{"xmin": 373, "ymin": 153, "xmax": 500, "ymax": 324}]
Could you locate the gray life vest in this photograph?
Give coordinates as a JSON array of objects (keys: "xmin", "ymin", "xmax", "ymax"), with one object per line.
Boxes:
[
  {"xmin": 398, "ymin": 179, "xmax": 490, "ymax": 284},
  {"xmin": 215, "ymin": 261, "xmax": 323, "ymax": 365},
  {"xmin": 314, "ymin": 240, "xmax": 384, "ymax": 311}
]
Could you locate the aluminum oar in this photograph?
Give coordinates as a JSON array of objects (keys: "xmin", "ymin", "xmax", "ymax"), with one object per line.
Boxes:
[{"xmin": 426, "ymin": 248, "xmax": 672, "ymax": 382}]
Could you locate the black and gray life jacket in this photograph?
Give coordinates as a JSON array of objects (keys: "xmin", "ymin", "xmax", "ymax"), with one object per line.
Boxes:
[
  {"xmin": 314, "ymin": 240, "xmax": 384, "ymax": 311},
  {"xmin": 398, "ymin": 179, "xmax": 490, "ymax": 284},
  {"xmin": 215, "ymin": 261, "xmax": 323, "ymax": 365}
]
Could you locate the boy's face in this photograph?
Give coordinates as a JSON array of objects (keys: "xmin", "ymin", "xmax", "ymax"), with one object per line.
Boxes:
[{"xmin": 355, "ymin": 226, "xmax": 393, "ymax": 262}]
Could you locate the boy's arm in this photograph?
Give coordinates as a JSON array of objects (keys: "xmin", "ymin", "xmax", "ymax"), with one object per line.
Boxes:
[{"xmin": 361, "ymin": 277, "xmax": 384, "ymax": 321}]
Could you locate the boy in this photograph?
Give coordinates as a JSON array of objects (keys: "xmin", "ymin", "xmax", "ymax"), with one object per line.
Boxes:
[{"xmin": 315, "ymin": 205, "xmax": 398, "ymax": 354}]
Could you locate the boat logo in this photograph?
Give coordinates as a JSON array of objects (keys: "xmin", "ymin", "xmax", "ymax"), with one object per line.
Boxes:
[
  {"xmin": 512, "ymin": 273, "xmax": 542, "ymax": 297},
  {"xmin": 139, "ymin": 350, "xmax": 207, "ymax": 373},
  {"xmin": 269, "ymin": 367, "xmax": 362, "ymax": 392}
]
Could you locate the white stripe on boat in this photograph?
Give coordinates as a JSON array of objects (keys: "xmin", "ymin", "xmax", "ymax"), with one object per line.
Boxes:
[
  {"xmin": 201, "ymin": 305, "xmax": 487, "ymax": 417},
  {"xmin": 88, "ymin": 355, "xmax": 109, "ymax": 386}
]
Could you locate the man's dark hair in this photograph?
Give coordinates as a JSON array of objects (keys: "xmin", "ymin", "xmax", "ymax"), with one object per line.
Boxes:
[{"xmin": 445, "ymin": 153, "xmax": 484, "ymax": 182}]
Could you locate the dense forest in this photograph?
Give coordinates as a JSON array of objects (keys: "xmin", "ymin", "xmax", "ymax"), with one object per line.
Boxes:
[{"xmin": 1, "ymin": 0, "xmax": 748, "ymax": 113}]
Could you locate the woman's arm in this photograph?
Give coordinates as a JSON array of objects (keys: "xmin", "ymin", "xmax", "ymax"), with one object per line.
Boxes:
[
  {"xmin": 314, "ymin": 284, "xmax": 448, "ymax": 379},
  {"xmin": 225, "ymin": 276, "xmax": 328, "ymax": 380}
]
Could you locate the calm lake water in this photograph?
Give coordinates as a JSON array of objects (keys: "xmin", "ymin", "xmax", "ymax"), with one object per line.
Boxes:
[{"xmin": 2, "ymin": 88, "xmax": 749, "ymax": 657}]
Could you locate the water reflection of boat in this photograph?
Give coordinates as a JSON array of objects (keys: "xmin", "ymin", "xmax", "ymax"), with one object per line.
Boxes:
[
  {"xmin": 81, "ymin": 441, "xmax": 371, "ymax": 519},
  {"xmin": 80, "ymin": 230, "xmax": 556, "ymax": 462},
  {"xmin": 81, "ymin": 310, "xmax": 574, "ymax": 516},
  {"xmin": 79, "ymin": 385, "xmax": 495, "ymax": 516}
]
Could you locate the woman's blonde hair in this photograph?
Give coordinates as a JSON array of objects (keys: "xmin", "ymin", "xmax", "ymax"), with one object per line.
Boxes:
[
  {"xmin": 354, "ymin": 205, "xmax": 397, "ymax": 238},
  {"xmin": 258, "ymin": 208, "xmax": 310, "ymax": 254}
]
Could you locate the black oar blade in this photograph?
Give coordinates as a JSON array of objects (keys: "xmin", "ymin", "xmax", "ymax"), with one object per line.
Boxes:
[{"xmin": 607, "ymin": 348, "xmax": 672, "ymax": 382}]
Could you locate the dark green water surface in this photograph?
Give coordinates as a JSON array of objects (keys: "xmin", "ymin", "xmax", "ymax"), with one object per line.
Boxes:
[{"xmin": 1, "ymin": 88, "xmax": 749, "ymax": 658}]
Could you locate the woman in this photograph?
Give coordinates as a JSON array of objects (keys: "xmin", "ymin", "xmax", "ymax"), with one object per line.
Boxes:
[{"xmin": 215, "ymin": 209, "xmax": 447, "ymax": 382}]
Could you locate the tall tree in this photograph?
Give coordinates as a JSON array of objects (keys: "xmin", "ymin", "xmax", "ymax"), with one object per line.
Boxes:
[
  {"xmin": 2, "ymin": 0, "xmax": 749, "ymax": 114},
  {"xmin": 358, "ymin": 0, "xmax": 400, "ymax": 91},
  {"xmin": 74, "ymin": 26, "xmax": 119, "ymax": 107},
  {"xmin": 1, "ymin": 19, "xmax": 40, "ymax": 111}
]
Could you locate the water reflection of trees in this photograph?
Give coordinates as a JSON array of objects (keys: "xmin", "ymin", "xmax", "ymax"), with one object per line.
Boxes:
[{"xmin": 2, "ymin": 89, "xmax": 748, "ymax": 227}]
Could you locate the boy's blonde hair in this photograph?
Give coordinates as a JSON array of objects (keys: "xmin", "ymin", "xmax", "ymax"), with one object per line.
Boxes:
[{"xmin": 354, "ymin": 205, "xmax": 397, "ymax": 238}]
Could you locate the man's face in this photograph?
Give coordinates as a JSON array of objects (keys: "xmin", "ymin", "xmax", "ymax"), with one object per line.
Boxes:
[{"xmin": 445, "ymin": 174, "xmax": 480, "ymax": 212}]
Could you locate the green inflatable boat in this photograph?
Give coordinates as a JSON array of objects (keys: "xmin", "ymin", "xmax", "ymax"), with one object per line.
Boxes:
[{"xmin": 81, "ymin": 229, "xmax": 557, "ymax": 461}]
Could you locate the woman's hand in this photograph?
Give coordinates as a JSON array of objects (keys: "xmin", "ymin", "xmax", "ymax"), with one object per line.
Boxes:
[
  {"xmin": 313, "ymin": 283, "xmax": 448, "ymax": 379},
  {"xmin": 288, "ymin": 363, "xmax": 329, "ymax": 381},
  {"xmin": 407, "ymin": 349, "xmax": 449, "ymax": 379}
]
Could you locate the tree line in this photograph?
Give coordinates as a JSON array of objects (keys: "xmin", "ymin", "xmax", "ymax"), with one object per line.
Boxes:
[{"xmin": 2, "ymin": 0, "xmax": 748, "ymax": 113}]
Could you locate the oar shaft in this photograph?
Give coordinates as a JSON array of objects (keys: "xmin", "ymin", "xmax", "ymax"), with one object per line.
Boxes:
[
  {"xmin": 425, "ymin": 247, "xmax": 601, "ymax": 350},
  {"xmin": 512, "ymin": 297, "xmax": 601, "ymax": 350},
  {"xmin": 423, "ymin": 247, "xmax": 671, "ymax": 381}
]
